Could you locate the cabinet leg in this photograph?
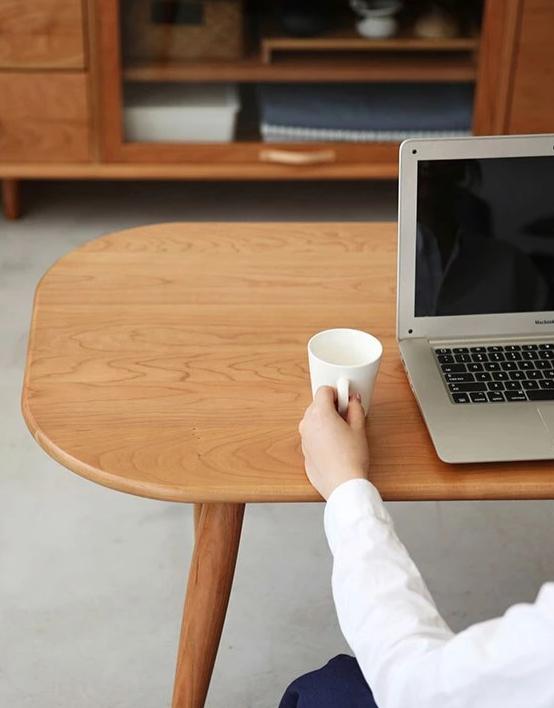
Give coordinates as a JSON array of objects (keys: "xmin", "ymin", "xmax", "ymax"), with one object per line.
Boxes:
[
  {"xmin": 172, "ymin": 503, "xmax": 245, "ymax": 708},
  {"xmin": 2, "ymin": 179, "xmax": 21, "ymax": 220}
]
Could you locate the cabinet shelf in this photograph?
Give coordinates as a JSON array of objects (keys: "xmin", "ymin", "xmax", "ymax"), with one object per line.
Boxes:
[
  {"xmin": 260, "ymin": 30, "xmax": 479, "ymax": 64},
  {"xmin": 124, "ymin": 53, "xmax": 477, "ymax": 83}
]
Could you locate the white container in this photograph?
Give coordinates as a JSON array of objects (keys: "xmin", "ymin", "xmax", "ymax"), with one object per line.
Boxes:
[{"xmin": 124, "ymin": 83, "xmax": 240, "ymax": 143}]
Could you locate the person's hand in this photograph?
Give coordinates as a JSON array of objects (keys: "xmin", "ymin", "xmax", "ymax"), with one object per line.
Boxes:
[{"xmin": 298, "ymin": 386, "xmax": 370, "ymax": 500}]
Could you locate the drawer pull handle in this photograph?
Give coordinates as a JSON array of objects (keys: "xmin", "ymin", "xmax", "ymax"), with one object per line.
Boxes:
[{"xmin": 259, "ymin": 149, "xmax": 336, "ymax": 166}]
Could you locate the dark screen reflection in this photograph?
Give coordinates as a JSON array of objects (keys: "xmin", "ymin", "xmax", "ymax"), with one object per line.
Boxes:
[{"xmin": 415, "ymin": 156, "xmax": 554, "ymax": 317}]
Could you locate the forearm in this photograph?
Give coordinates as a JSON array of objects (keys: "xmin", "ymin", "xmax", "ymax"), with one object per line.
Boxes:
[
  {"xmin": 325, "ymin": 479, "xmax": 453, "ymax": 708},
  {"xmin": 325, "ymin": 479, "xmax": 554, "ymax": 708}
]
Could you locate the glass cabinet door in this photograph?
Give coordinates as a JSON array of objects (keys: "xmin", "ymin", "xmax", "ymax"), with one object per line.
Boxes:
[
  {"xmin": 105, "ymin": 0, "xmax": 483, "ymax": 164},
  {"xmin": 120, "ymin": 0, "xmax": 245, "ymax": 144},
  {"xmin": 119, "ymin": 0, "xmax": 256, "ymax": 148}
]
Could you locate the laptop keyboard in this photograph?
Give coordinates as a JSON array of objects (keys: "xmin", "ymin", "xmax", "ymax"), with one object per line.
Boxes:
[{"xmin": 434, "ymin": 343, "xmax": 554, "ymax": 404}]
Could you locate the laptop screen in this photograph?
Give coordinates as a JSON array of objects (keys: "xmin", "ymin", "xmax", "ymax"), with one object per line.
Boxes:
[{"xmin": 415, "ymin": 155, "xmax": 554, "ymax": 318}]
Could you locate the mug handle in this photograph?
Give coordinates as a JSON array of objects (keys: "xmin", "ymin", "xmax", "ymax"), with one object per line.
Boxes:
[{"xmin": 337, "ymin": 377, "xmax": 350, "ymax": 417}]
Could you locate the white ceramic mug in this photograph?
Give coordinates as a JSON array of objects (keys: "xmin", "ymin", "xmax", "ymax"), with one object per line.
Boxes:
[{"xmin": 307, "ymin": 328, "xmax": 383, "ymax": 417}]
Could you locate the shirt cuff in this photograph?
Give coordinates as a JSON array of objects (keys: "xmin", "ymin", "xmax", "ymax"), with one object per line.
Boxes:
[{"xmin": 324, "ymin": 478, "xmax": 392, "ymax": 556}]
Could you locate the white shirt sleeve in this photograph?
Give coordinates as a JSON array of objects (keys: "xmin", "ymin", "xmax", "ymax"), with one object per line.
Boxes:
[{"xmin": 324, "ymin": 478, "xmax": 554, "ymax": 708}]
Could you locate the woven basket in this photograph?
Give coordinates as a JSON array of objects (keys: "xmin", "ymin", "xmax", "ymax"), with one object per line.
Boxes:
[{"xmin": 123, "ymin": 0, "xmax": 244, "ymax": 61}]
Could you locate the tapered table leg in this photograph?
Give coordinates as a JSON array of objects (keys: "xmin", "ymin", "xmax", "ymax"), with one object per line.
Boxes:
[
  {"xmin": 172, "ymin": 503, "xmax": 245, "ymax": 708},
  {"xmin": 2, "ymin": 179, "xmax": 21, "ymax": 220}
]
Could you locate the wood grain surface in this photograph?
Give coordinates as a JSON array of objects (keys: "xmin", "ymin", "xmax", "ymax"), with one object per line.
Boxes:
[
  {"xmin": 507, "ymin": 0, "xmax": 554, "ymax": 134},
  {"xmin": 0, "ymin": 72, "xmax": 90, "ymax": 163},
  {"xmin": 22, "ymin": 223, "xmax": 554, "ymax": 503},
  {"xmin": 0, "ymin": 160, "xmax": 399, "ymax": 180},
  {"xmin": 0, "ymin": 0, "xmax": 85, "ymax": 69},
  {"xmin": 472, "ymin": 0, "xmax": 521, "ymax": 135}
]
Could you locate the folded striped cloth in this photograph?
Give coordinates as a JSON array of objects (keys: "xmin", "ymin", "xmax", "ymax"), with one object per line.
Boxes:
[{"xmin": 259, "ymin": 83, "xmax": 474, "ymax": 143}]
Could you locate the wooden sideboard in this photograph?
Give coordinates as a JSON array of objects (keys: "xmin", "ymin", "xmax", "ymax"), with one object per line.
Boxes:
[{"xmin": 1, "ymin": 0, "xmax": 553, "ymax": 219}]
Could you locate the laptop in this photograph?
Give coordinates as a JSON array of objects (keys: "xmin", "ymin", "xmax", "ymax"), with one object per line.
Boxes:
[{"xmin": 397, "ymin": 134, "xmax": 554, "ymax": 463}]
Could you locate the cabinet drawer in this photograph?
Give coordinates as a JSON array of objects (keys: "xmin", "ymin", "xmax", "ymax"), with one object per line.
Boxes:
[
  {"xmin": 0, "ymin": 0, "xmax": 85, "ymax": 69},
  {"xmin": 109, "ymin": 140, "xmax": 399, "ymax": 172},
  {"xmin": 0, "ymin": 73, "xmax": 90, "ymax": 162}
]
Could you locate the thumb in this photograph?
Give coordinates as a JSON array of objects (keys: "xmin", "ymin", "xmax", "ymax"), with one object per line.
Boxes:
[{"xmin": 346, "ymin": 395, "xmax": 366, "ymax": 431}]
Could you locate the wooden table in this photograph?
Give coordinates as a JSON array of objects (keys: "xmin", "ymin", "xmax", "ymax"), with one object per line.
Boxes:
[{"xmin": 22, "ymin": 223, "xmax": 554, "ymax": 707}]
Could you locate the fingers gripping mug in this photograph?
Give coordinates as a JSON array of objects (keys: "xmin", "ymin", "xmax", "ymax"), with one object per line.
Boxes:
[{"xmin": 307, "ymin": 328, "xmax": 383, "ymax": 416}]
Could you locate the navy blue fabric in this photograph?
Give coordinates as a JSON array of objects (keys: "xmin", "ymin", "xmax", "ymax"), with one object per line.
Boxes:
[
  {"xmin": 279, "ymin": 654, "xmax": 378, "ymax": 708},
  {"xmin": 258, "ymin": 83, "xmax": 474, "ymax": 132}
]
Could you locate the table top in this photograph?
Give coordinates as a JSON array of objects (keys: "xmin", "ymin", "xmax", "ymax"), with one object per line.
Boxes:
[{"xmin": 22, "ymin": 223, "xmax": 554, "ymax": 503}]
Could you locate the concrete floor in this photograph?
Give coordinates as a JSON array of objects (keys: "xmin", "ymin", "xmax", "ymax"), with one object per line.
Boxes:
[{"xmin": 2, "ymin": 180, "xmax": 553, "ymax": 708}]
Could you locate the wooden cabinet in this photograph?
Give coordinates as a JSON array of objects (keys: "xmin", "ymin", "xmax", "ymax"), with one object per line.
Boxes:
[
  {"xmin": 0, "ymin": 73, "xmax": 90, "ymax": 162},
  {"xmin": 0, "ymin": 0, "xmax": 85, "ymax": 69},
  {"xmin": 1, "ymin": 0, "xmax": 554, "ymax": 219},
  {"xmin": 507, "ymin": 0, "xmax": 554, "ymax": 134}
]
